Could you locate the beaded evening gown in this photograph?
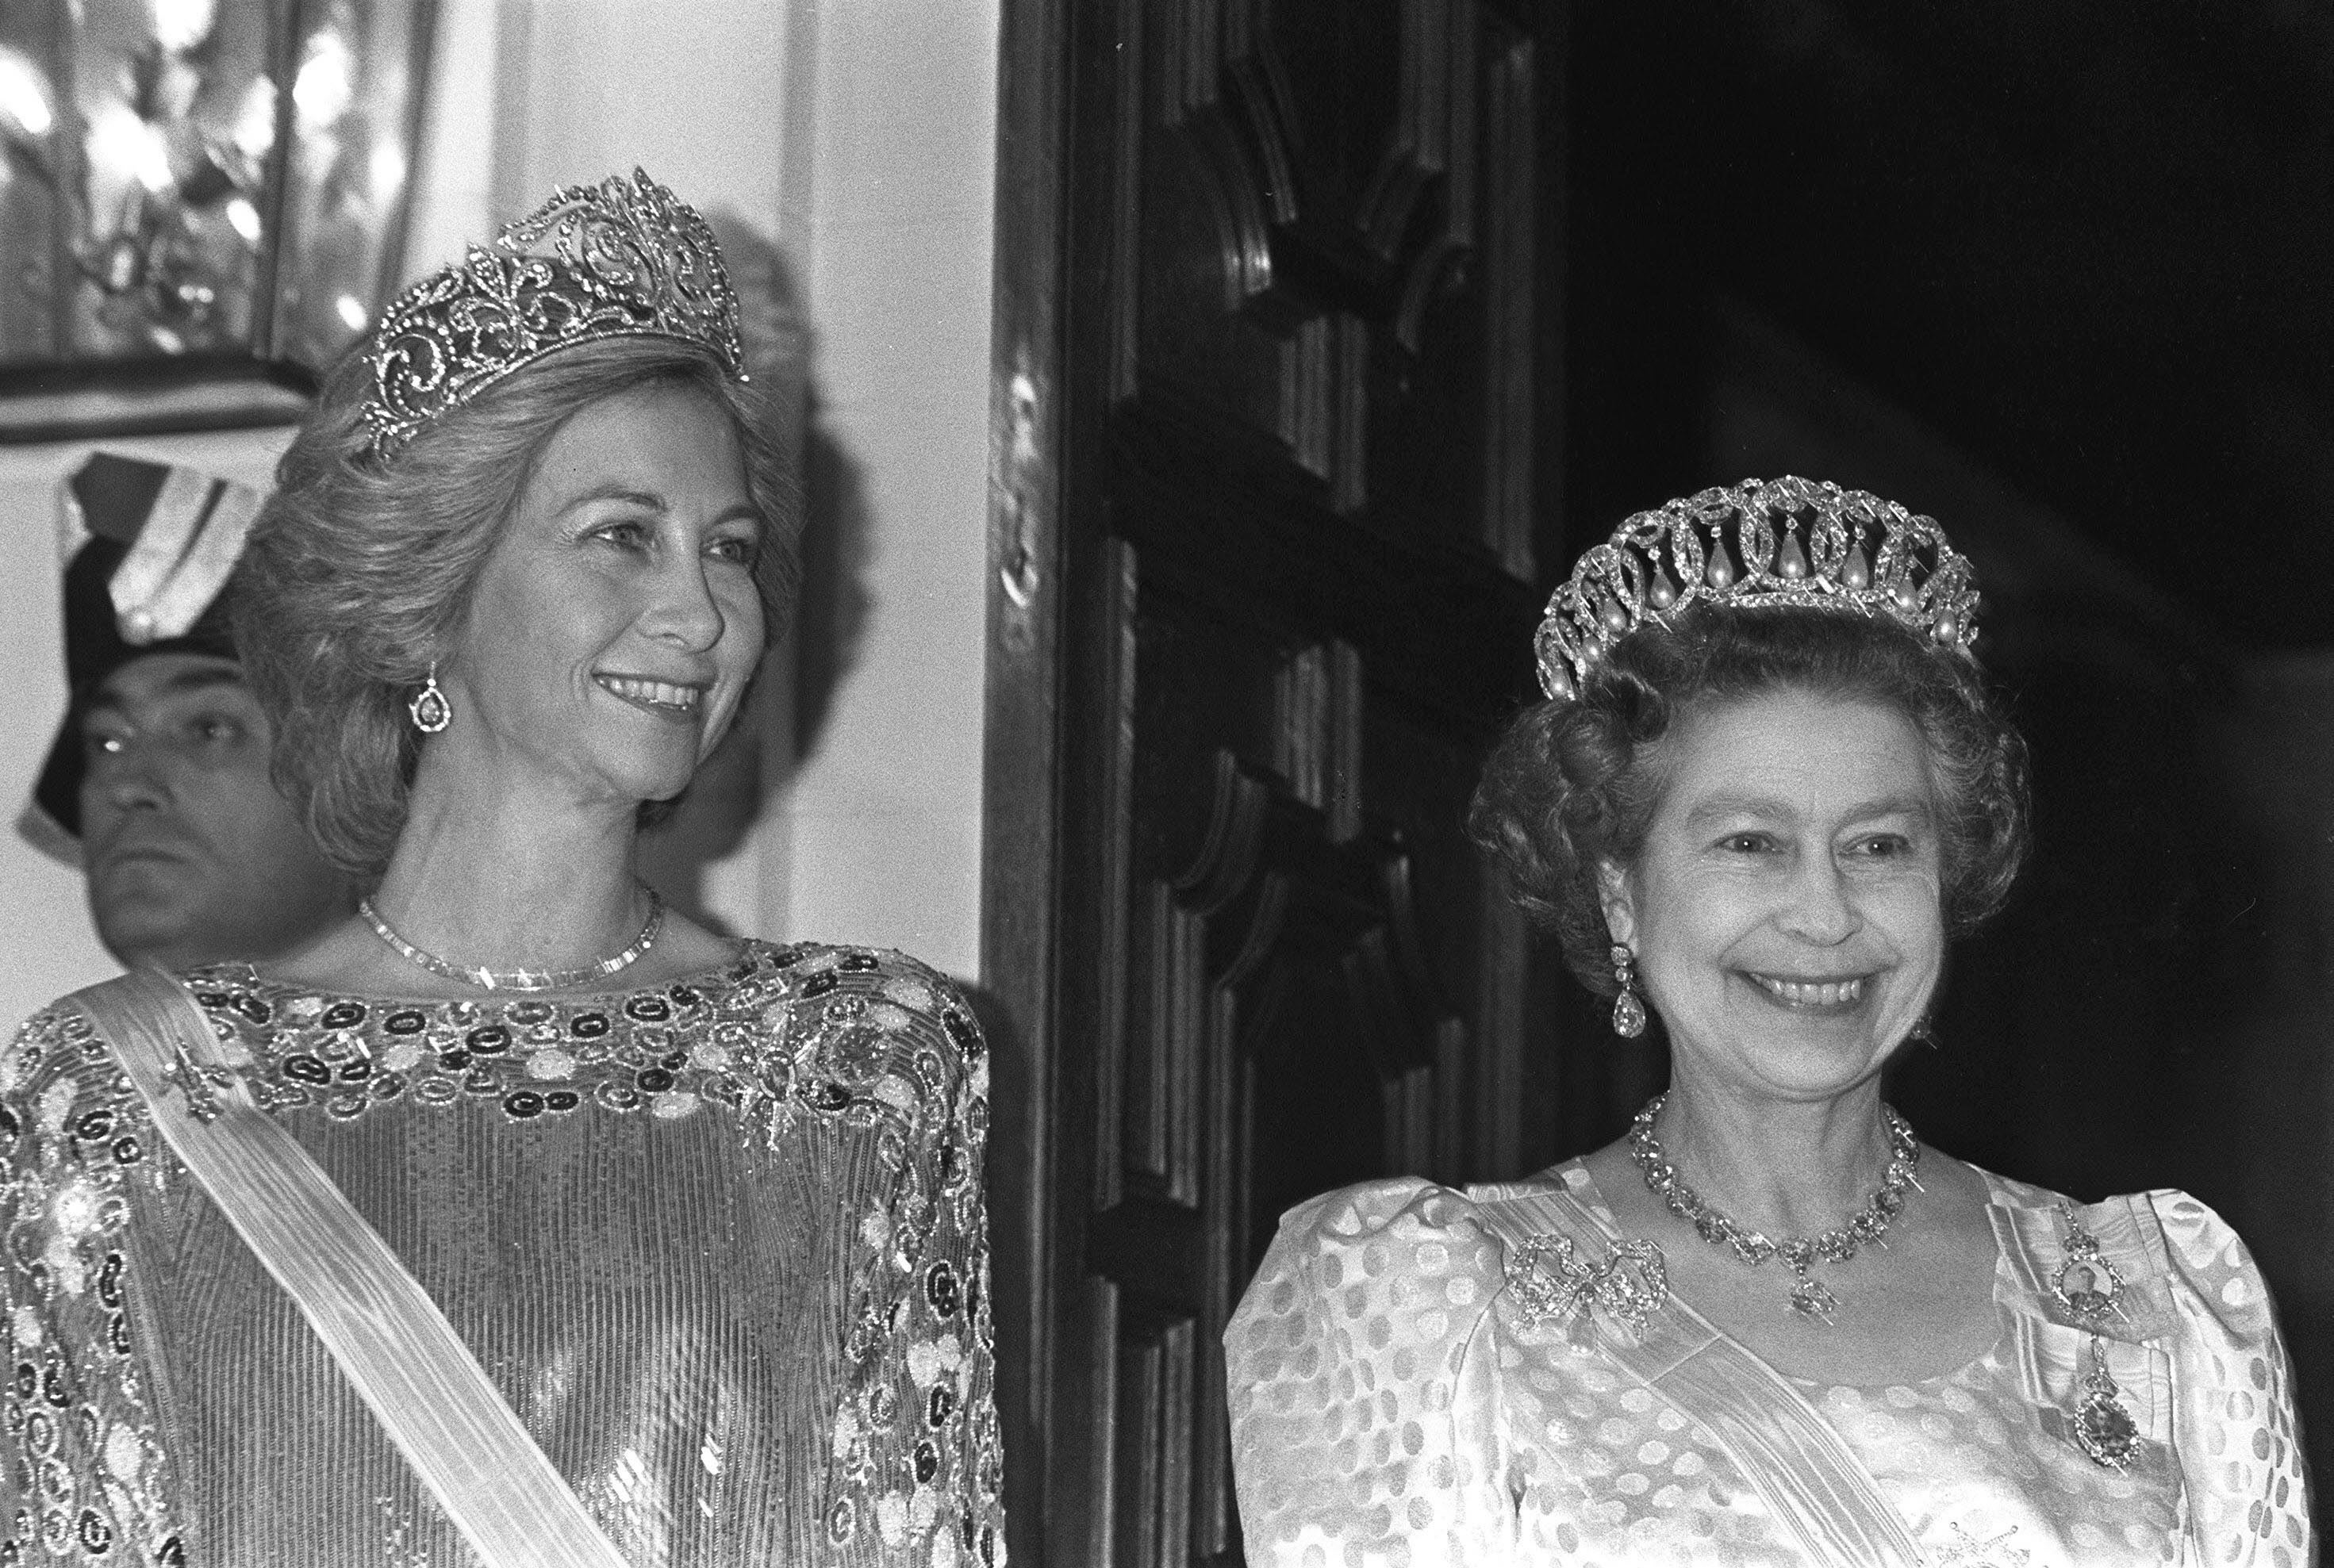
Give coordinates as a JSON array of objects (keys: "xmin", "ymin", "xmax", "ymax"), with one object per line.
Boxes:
[
  {"xmin": 1227, "ymin": 1162, "xmax": 2309, "ymax": 1568},
  {"xmin": 0, "ymin": 940, "xmax": 1005, "ymax": 1567}
]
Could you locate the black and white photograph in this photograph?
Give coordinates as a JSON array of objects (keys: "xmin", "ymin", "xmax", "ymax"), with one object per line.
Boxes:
[{"xmin": 0, "ymin": 2, "xmax": 2321, "ymax": 1563}]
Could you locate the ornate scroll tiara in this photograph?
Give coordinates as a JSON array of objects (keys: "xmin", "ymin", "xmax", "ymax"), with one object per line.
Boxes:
[
  {"xmin": 1534, "ymin": 476, "xmax": 1981, "ymax": 700},
  {"xmin": 363, "ymin": 169, "xmax": 746, "ymax": 454}
]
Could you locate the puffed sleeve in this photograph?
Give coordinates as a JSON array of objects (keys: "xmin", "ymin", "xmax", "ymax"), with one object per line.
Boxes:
[
  {"xmin": 816, "ymin": 956, "xmax": 1007, "ymax": 1568},
  {"xmin": 2145, "ymin": 1190, "xmax": 2311, "ymax": 1565},
  {"xmin": 1225, "ymin": 1177, "xmax": 1513, "ymax": 1568},
  {"xmin": 0, "ymin": 1006, "xmax": 186, "ymax": 1564}
]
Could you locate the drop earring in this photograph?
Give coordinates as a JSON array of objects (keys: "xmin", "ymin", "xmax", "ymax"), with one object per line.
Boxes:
[
  {"xmin": 1610, "ymin": 944, "xmax": 1647, "ymax": 1038},
  {"xmin": 409, "ymin": 663, "xmax": 451, "ymax": 734}
]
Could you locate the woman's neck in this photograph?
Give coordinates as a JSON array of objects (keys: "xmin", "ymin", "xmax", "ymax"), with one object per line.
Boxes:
[
  {"xmin": 1653, "ymin": 1078, "xmax": 1902, "ymax": 1240},
  {"xmin": 369, "ymin": 754, "xmax": 648, "ymax": 975}
]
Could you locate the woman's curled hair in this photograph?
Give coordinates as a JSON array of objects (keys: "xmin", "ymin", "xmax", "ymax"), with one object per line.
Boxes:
[
  {"xmin": 1468, "ymin": 604, "xmax": 2032, "ymax": 995},
  {"xmin": 233, "ymin": 335, "xmax": 798, "ymax": 880}
]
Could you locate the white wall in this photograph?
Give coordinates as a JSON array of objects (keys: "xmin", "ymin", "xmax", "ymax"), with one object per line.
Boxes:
[
  {"xmin": 0, "ymin": 0, "xmax": 1001, "ymax": 1032},
  {"xmin": 774, "ymin": 0, "xmax": 999, "ymax": 980}
]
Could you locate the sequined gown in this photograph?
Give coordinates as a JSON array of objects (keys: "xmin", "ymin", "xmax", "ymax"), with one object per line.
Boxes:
[
  {"xmin": 0, "ymin": 940, "xmax": 1006, "ymax": 1567},
  {"xmin": 1227, "ymin": 1161, "xmax": 2309, "ymax": 1568}
]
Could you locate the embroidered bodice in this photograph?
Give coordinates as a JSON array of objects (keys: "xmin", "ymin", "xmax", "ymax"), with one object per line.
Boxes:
[
  {"xmin": 0, "ymin": 941, "xmax": 1005, "ymax": 1567},
  {"xmin": 1227, "ymin": 1161, "xmax": 2308, "ymax": 1567}
]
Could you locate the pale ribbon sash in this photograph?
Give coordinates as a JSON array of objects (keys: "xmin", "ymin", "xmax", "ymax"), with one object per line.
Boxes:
[
  {"xmin": 1468, "ymin": 1177, "xmax": 1932, "ymax": 1568},
  {"xmin": 68, "ymin": 968, "xmax": 632, "ymax": 1568}
]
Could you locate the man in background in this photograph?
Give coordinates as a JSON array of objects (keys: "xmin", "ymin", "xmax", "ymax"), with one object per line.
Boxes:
[{"xmin": 21, "ymin": 452, "xmax": 355, "ymax": 972}]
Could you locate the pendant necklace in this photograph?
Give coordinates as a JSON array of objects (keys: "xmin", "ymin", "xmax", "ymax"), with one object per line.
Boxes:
[
  {"xmin": 359, "ymin": 884, "xmax": 666, "ymax": 993},
  {"xmin": 2050, "ymin": 1203, "xmax": 2142, "ymax": 1470},
  {"xmin": 1627, "ymin": 1092, "xmax": 1922, "ymax": 1325}
]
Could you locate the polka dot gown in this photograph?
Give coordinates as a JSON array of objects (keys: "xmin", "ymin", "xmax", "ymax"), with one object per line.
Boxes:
[{"xmin": 1226, "ymin": 1165, "xmax": 2309, "ymax": 1567}]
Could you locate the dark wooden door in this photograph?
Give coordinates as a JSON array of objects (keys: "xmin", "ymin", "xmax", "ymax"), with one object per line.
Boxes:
[{"xmin": 982, "ymin": 3, "xmax": 1566, "ymax": 1563}]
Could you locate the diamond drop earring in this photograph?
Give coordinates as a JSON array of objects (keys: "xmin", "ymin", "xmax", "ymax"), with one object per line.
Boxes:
[
  {"xmin": 1610, "ymin": 944, "xmax": 1647, "ymax": 1038},
  {"xmin": 408, "ymin": 663, "xmax": 451, "ymax": 734}
]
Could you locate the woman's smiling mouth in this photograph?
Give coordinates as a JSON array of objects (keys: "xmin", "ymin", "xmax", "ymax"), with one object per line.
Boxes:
[
  {"xmin": 1743, "ymin": 972, "xmax": 1868, "ymax": 1009},
  {"xmin": 594, "ymin": 674, "xmax": 705, "ymax": 717}
]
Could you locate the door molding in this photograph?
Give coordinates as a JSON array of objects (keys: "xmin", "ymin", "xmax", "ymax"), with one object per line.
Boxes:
[{"xmin": 982, "ymin": 3, "xmax": 1074, "ymax": 1565}]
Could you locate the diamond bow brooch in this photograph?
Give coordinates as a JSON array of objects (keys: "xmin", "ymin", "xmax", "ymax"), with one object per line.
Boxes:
[{"xmin": 1503, "ymin": 1232, "xmax": 1670, "ymax": 1354}]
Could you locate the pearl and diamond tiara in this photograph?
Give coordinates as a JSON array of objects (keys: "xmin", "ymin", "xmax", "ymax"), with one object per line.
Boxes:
[
  {"xmin": 1534, "ymin": 475, "xmax": 1982, "ymax": 700},
  {"xmin": 362, "ymin": 168, "xmax": 746, "ymax": 455}
]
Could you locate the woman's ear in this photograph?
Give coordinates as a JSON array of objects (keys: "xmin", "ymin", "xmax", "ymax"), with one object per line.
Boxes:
[{"xmin": 1597, "ymin": 858, "xmax": 1637, "ymax": 950}]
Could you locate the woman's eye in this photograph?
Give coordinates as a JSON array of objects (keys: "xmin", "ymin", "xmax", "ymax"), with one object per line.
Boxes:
[
  {"xmin": 188, "ymin": 716, "xmax": 246, "ymax": 746},
  {"xmin": 708, "ymin": 534, "xmax": 758, "ymax": 565},
  {"xmin": 1718, "ymin": 832, "xmax": 1774, "ymax": 854},
  {"xmin": 593, "ymin": 519, "xmax": 654, "ymax": 550},
  {"xmin": 1850, "ymin": 834, "xmax": 1914, "ymax": 859}
]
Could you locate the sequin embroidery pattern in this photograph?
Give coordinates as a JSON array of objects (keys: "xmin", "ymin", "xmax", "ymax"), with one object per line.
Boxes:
[
  {"xmin": 0, "ymin": 941, "xmax": 1005, "ymax": 1566},
  {"xmin": 0, "ymin": 1008, "xmax": 183, "ymax": 1566}
]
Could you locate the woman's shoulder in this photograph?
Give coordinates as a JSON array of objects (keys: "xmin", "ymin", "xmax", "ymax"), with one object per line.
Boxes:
[
  {"xmin": 750, "ymin": 944, "xmax": 991, "ymax": 1145},
  {"xmin": 1242, "ymin": 1176, "xmax": 1507, "ymax": 1324},
  {"xmin": 2095, "ymin": 1187, "xmax": 2274, "ymax": 1317},
  {"xmin": 755, "ymin": 941, "xmax": 985, "ymax": 1056},
  {"xmin": 1975, "ymin": 1164, "xmax": 2248, "ymax": 1259},
  {"xmin": 1229, "ymin": 1179, "xmax": 1521, "ymax": 1559},
  {"xmin": 2, "ymin": 999, "xmax": 120, "ymax": 1114},
  {"xmin": 1972, "ymin": 1164, "xmax": 2274, "ymax": 1327},
  {"xmin": 754, "ymin": 939, "xmax": 962, "ymax": 998},
  {"xmin": 1234, "ymin": 1176, "xmax": 1507, "ymax": 1369},
  {"xmin": 1268, "ymin": 1174, "xmax": 1492, "ymax": 1249},
  {"xmin": 1258, "ymin": 1165, "xmax": 1608, "ymax": 1267},
  {"xmin": 2, "ymin": 997, "xmax": 156, "ymax": 1179}
]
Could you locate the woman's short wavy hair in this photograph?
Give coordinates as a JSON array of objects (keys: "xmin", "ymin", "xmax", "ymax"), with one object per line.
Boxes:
[
  {"xmin": 233, "ymin": 335, "xmax": 797, "ymax": 880},
  {"xmin": 1468, "ymin": 604, "xmax": 2032, "ymax": 995}
]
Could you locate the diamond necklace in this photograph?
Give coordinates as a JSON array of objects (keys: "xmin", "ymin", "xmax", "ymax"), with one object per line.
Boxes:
[
  {"xmin": 1627, "ymin": 1092, "xmax": 1923, "ymax": 1325},
  {"xmin": 358, "ymin": 885, "xmax": 666, "ymax": 993}
]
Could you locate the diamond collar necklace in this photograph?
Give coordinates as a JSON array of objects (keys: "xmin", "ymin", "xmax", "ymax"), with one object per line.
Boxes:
[
  {"xmin": 358, "ymin": 886, "xmax": 666, "ymax": 993},
  {"xmin": 1627, "ymin": 1092, "xmax": 1923, "ymax": 1325}
]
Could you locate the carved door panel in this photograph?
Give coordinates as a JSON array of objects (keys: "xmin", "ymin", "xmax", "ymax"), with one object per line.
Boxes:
[{"xmin": 984, "ymin": 2, "xmax": 1564, "ymax": 1564}]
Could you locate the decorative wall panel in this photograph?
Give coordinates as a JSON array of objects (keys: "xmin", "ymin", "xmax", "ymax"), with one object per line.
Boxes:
[{"xmin": 985, "ymin": 2, "xmax": 1564, "ymax": 1562}]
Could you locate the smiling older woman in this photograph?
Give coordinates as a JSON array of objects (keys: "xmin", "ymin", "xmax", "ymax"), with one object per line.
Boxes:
[
  {"xmin": 0, "ymin": 174, "xmax": 1002, "ymax": 1566},
  {"xmin": 1226, "ymin": 479, "xmax": 2309, "ymax": 1566}
]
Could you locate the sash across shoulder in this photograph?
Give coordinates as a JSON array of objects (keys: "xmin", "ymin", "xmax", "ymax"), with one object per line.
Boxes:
[{"xmin": 68, "ymin": 968, "xmax": 631, "ymax": 1568}]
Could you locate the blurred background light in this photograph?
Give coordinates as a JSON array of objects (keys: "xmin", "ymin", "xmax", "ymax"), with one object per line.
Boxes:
[
  {"xmin": 148, "ymin": 0, "xmax": 220, "ymax": 56},
  {"xmin": 0, "ymin": 0, "xmax": 438, "ymax": 439},
  {"xmin": 0, "ymin": 48, "xmax": 56, "ymax": 142}
]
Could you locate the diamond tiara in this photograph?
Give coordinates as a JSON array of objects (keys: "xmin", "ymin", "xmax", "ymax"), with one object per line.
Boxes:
[
  {"xmin": 362, "ymin": 168, "xmax": 746, "ymax": 455},
  {"xmin": 1534, "ymin": 476, "xmax": 1981, "ymax": 700}
]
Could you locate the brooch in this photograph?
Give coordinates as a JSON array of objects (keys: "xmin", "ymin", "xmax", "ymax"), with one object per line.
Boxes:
[
  {"xmin": 1503, "ymin": 1232, "xmax": 1668, "ymax": 1354},
  {"xmin": 163, "ymin": 1042, "xmax": 236, "ymax": 1125},
  {"xmin": 2073, "ymin": 1337, "xmax": 2140, "ymax": 1471},
  {"xmin": 2052, "ymin": 1205, "xmax": 2140, "ymax": 1470},
  {"xmin": 2050, "ymin": 1205, "xmax": 2129, "ymax": 1323},
  {"xmin": 1936, "ymin": 1523, "xmax": 2032, "ymax": 1568}
]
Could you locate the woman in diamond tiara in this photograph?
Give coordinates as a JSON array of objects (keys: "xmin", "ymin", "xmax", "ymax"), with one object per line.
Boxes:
[
  {"xmin": 1226, "ymin": 479, "xmax": 2308, "ymax": 1566},
  {"xmin": 0, "ymin": 172, "xmax": 1004, "ymax": 1566}
]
